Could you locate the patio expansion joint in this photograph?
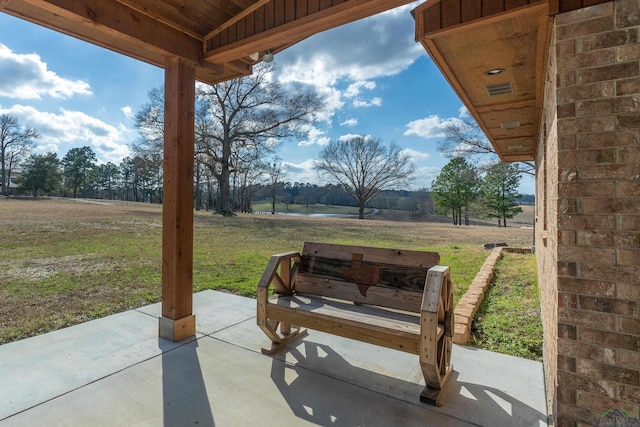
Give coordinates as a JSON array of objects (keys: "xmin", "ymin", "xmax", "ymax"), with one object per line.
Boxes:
[
  {"xmin": 200, "ymin": 315, "xmax": 261, "ymax": 351},
  {"xmin": 0, "ymin": 336, "xmax": 198, "ymax": 423},
  {"xmin": 133, "ymin": 307, "xmax": 159, "ymax": 319}
]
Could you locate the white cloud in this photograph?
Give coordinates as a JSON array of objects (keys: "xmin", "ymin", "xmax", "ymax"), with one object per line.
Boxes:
[
  {"xmin": 400, "ymin": 148, "xmax": 429, "ymax": 162},
  {"xmin": 118, "ymin": 123, "xmax": 134, "ymax": 134},
  {"xmin": 458, "ymin": 105, "xmax": 470, "ymax": 118},
  {"xmin": 413, "ymin": 165, "xmax": 442, "ymax": 188},
  {"xmin": 121, "ymin": 106, "xmax": 134, "ymax": 118},
  {"xmin": 282, "ymin": 159, "xmax": 321, "ymax": 183},
  {"xmin": 352, "ymin": 97, "xmax": 382, "ymax": 108},
  {"xmin": 338, "ymin": 133, "xmax": 368, "ymax": 142},
  {"xmin": 1, "ymin": 104, "xmax": 130, "ymax": 164},
  {"xmin": 0, "ymin": 43, "xmax": 91, "ymax": 99},
  {"xmin": 298, "ymin": 126, "xmax": 331, "ymax": 147},
  {"xmin": 278, "ymin": 4, "xmax": 423, "ymax": 83},
  {"xmin": 340, "ymin": 118, "xmax": 358, "ymax": 127},
  {"xmin": 404, "ymin": 114, "xmax": 464, "ymax": 139},
  {"xmin": 344, "ymin": 81, "xmax": 376, "ymax": 98},
  {"xmin": 275, "ymin": 4, "xmax": 424, "ymax": 121}
]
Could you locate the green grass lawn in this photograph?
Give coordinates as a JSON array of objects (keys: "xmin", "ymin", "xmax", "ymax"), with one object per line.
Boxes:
[
  {"xmin": 471, "ymin": 252, "xmax": 543, "ymax": 360},
  {"xmin": 0, "ymin": 199, "xmax": 534, "ymax": 345},
  {"xmin": 250, "ymin": 201, "xmax": 374, "ymax": 216}
]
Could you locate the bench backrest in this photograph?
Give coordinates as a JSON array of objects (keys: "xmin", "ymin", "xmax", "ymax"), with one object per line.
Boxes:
[{"xmin": 294, "ymin": 242, "xmax": 440, "ymax": 313}]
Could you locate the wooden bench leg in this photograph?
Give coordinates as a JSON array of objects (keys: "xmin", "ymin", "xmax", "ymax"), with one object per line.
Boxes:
[
  {"xmin": 419, "ymin": 366, "xmax": 452, "ymax": 406},
  {"xmin": 261, "ymin": 327, "xmax": 308, "ymax": 355},
  {"xmin": 280, "ymin": 322, "xmax": 291, "ymax": 336}
]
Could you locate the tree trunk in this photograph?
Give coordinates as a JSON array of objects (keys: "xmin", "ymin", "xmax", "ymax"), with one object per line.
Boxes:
[
  {"xmin": 217, "ymin": 137, "xmax": 233, "ymax": 215},
  {"xmin": 1, "ymin": 147, "xmax": 6, "ymax": 196},
  {"xmin": 358, "ymin": 199, "xmax": 365, "ymax": 219},
  {"xmin": 195, "ymin": 165, "xmax": 201, "ymax": 211},
  {"xmin": 6, "ymin": 167, "xmax": 12, "ymax": 196},
  {"xmin": 219, "ymin": 173, "xmax": 231, "ymax": 214}
]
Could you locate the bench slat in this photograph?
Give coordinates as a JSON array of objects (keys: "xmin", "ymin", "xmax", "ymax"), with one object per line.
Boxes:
[
  {"xmin": 267, "ymin": 294, "xmax": 443, "ymax": 355},
  {"xmin": 302, "ymin": 242, "xmax": 440, "ymax": 268},
  {"xmin": 295, "ymin": 274, "xmax": 424, "ymax": 313}
]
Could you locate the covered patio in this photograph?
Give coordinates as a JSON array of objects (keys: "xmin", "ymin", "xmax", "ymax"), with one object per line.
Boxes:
[
  {"xmin": 0, "ymin": 290, "xmax": 547, "ymax": 426},
  {"xmin": 2, "ymin": 0, "xmax": 637, "ymax": 425}
]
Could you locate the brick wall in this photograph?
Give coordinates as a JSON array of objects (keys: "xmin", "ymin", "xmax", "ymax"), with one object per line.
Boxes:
[
  {"xmin": 537, "ymin": 19, "xmax": 560, "ymax": 423},
  {"xmin": 541, "ymin": 1, "xmax": 640, "ymax": 425}
]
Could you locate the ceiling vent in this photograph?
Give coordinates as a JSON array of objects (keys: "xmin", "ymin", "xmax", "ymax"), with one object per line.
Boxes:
[
  {"xmin": 485, "ymin": 81, "xmax": 513, "ymax": 96},
  {"xmin": 500, "ymin": 120, "xmax": 520, "ymax": 129}
]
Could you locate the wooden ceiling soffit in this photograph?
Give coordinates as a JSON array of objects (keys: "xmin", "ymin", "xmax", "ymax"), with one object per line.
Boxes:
[
  {"xmin": 9, "ymin": 0, "xmax": 203, "ymax": 63},
  {"xmin": 3, "ymin": 0, "xmax": 252, "ymax": 84},
  {"xmin": 204, "ymin": 0, "xmax": 415, "ymax": 64},
  {"xmin": 413, "ymin": 0, "xmax": 552, "ymax": 162}
]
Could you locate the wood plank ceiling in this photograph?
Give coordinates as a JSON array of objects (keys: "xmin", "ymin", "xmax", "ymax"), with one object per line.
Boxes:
[
  {"xmin": 0, "ymin": 0, "xmax": 415, "ymax": 85},
  {"xmin": 412, "ymin": 0, "xmax": 611, "ymax": 162}
]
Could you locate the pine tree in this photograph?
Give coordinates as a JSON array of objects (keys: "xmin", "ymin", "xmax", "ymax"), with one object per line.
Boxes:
[
  {"xmin": 431, "ymin": 157, "xmax": 480, "ymax": 225},
  {"xmin": 481, "ymin": 162, "xmax": 523, "ymax": 227}
]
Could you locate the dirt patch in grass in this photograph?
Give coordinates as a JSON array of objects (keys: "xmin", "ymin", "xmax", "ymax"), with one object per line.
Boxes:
[{"xmin": 0, "ymin": 198, "xmax": 533, "ymax": 345}]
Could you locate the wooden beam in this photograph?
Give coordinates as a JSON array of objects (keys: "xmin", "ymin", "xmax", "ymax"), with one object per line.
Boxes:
[
  {"xmin": 223, "ymin": 59, "xmax": 253, "ymax": 75},
  {"xmin": 160, "ymin": 56, "xmax": 196, "ymax": 342},
  {"xmin": 205, "ymin": 0, "xmax": 272, "ymax": 41},
  {"xmin": 204, "ymin": 0, "xmax": 413, "ymax": 64},
  {"xmin": 114, "ymin": 0, "xmax": 203, "ymax": 40},
  {"xmin": 0, "ymin": 0, "xmax": 12, "ymax": 10},
  {"xmin": 228, "ymin": 0, "xmax": 256, "ymax": 10},
  {"xmin": 16, "ymin": 0, "xmax": 203, "ymax": 65}
]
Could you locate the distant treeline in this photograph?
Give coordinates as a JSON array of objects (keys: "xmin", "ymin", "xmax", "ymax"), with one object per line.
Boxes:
[{"xmin": 249, "ymin": 182, "xmax": 534, "ymax": 215}]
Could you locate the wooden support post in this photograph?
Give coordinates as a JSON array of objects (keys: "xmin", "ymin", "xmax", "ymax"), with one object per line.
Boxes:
[{"xmin": 159, "ymin": 56, "xmax": 196, "ymax": 342}]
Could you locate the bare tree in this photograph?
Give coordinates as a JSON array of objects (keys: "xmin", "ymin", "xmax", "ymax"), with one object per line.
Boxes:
[
  {"xmin": 196, "ymin": 64, "xmax": 323, "ymax": 215},
  {"xmin": 266, "ymin": 157, "xmax": 284, "ymax": 214},
  {"xmin": 0, "ymin": 114, "xmax": 38, "ymax": 196},
  {"xmin": 134, "ymin": 87, "xmax": 165, "ymax": 156},
  {"xmin": 133, "ymin": 87, "xmax": 165, "ymax": 202},
  {"xmin": 315, "ymin": 136, "xmax": 414, "ymax": 219},
  {"xmin": 440, "ymin": 118, "xmax": 534, "ymax": 176},
  {"xmin": 135, "ymin": 65, "xmax": 323, "ymax": 215}
]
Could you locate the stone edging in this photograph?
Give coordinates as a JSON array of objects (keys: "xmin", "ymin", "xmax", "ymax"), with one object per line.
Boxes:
[{"xmin": 452, "ymin": 247, "xmax": 532, "ymax": 344}]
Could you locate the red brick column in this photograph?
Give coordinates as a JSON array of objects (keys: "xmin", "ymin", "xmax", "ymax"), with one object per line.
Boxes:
[{"xmin": 550, "ymin": 1, "xmax": 640, "ymax": 425}]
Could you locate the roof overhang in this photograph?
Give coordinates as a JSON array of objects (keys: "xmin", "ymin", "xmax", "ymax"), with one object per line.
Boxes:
[
  {"xmin": 412, "ymin": 0, "xmax": 611, "ymax": 163},
  {"xmin": 413, "ymin": 0, "xmax": 551, "ymax": 162},
  {"xmin": 1, "ymin": 0, "xmax": 416, "ymax": 86}
]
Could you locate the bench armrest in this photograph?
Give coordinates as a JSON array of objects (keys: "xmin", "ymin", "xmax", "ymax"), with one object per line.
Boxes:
[
  {"xmin": 257, "ymin": 251, "xmax": 300, "ymax": 337},
  {"xmin": 421, "ymin": 265, "xmax": 449, "ymax": 313},
  {"xmin": 420, "ymin": 265, "xmax": 454, "ymax": 341},
  {"xmin": 257, "ymin": 251, "xmax": 300, "ymax": 289}
]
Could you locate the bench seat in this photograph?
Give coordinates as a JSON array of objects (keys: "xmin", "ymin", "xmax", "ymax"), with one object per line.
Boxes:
[{"xmin": 267, "ymin": 293, "xmax": 444, "ymax": 354}]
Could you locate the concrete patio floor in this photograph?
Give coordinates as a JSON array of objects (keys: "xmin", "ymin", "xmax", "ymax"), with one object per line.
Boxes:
[{"xmin": 0, "ymin": 290, "xmax": 548, "ymax": 426}]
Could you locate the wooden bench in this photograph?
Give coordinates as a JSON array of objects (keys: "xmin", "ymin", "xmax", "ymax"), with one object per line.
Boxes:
[{"xmin": 257, "ymin": 242, "xmax": 454, "ymax": 406}]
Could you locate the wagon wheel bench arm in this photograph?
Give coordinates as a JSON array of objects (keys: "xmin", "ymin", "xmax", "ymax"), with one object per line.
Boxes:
[{"xmin": 256, "ymin": 251, "xmax": 305, "ymax": 346}]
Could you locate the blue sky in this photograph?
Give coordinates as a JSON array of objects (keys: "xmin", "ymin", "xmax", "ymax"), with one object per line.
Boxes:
[{"xmin": 0, "ymin": 5, "xmax": 534, "ymax": 194}]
